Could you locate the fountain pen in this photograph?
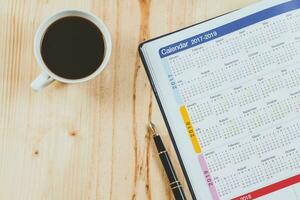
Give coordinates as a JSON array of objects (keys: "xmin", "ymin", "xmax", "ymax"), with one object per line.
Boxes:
[{"xmin": 149, "ymin": 122, "xmax": 187, "ymax": 200}]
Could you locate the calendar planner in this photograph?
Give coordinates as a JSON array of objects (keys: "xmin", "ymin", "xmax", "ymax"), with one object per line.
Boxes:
[{"xmin": 139, "ymin": 0, "xmax": 300, "ymax": 199}]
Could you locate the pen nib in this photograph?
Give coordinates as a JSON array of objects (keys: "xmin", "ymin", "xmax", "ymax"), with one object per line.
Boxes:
[{"xmin": 149, "ymin": 121, "xmax": 158, "ymax": 135}]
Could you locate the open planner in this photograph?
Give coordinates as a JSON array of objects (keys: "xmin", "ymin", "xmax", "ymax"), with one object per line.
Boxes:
[{"xmin": 139, "ymin": 0, "xmax": 300, "ymax": 199}]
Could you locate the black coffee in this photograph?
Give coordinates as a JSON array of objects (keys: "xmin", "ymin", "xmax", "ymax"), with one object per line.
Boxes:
[{"xmin": 41, "ymin": 16, "xmax": 105, "ymax": 79}]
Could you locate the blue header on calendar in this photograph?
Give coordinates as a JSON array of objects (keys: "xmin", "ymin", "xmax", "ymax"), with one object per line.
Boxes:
[{"xmin": 159, "ymin": 0, "xmax": 300, "ymax": 58}]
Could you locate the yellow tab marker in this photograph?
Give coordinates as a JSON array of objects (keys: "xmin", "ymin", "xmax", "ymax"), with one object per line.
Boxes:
[{"xmin": 180, "ymin": 106, "xmax": 202, "ymax": 153}]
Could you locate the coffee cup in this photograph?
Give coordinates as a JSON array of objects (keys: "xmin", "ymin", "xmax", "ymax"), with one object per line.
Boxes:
[{"xmin": 31, "ymin": 9, "xmax": 112, "ymax": 91}]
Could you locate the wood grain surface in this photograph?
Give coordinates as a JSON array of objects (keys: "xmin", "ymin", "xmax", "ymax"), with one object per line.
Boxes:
[{"xmin": 0, "ymin": 0, "xmax": 257, "ymax": 199}]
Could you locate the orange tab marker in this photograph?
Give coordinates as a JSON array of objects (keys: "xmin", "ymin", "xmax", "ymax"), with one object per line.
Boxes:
[{"xmin": 180, "ymin": 106, "xmax": 202, "ymax": 153}]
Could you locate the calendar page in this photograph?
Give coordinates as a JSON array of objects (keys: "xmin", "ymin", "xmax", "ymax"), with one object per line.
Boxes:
[{"xmin": 140, "ymin": 0, "xmax": 300, "ymax": 199}]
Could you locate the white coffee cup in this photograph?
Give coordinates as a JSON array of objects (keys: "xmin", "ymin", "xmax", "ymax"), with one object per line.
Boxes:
[{"xmin": 31, "ymin": 9, "xmax": 112, "ymax": 91}]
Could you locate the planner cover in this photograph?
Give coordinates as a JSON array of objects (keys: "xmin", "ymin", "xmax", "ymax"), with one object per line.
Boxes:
[{"xmin": 139, "ymin": 0, "xmax": 300, "ymax": 199}]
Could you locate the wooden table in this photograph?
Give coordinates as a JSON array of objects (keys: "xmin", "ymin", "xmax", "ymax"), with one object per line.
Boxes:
[{"xmin": 0, "ymin": 0, "xmax": 257, "ymax": 199}]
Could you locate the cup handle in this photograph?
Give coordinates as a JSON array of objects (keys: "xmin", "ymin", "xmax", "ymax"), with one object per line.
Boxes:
[{"xmin": 31, "ymin": 72, "xmax": 54, "ymax": 91}]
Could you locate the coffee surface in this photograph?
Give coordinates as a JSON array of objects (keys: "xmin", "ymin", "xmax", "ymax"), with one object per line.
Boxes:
[{"xmin": 41, "ymin": 16, "xmax": 105, "ymax": 79}]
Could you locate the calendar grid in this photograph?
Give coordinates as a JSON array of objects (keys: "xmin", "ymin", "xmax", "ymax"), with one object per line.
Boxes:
[
  {"xmin": 183, "ymin": 61, "xmax": 300, "ymax": 110},
  {"xmin": 201, "ymin": 114, "xmax": 300, "ymax": 154},
  {"xmin": 154, "ymin": 1, "xmax": 300, "ymax": 199}
]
